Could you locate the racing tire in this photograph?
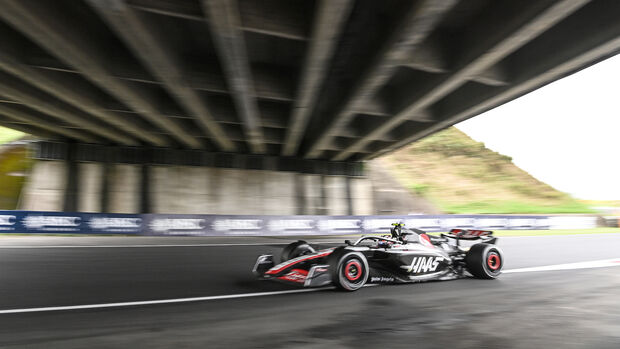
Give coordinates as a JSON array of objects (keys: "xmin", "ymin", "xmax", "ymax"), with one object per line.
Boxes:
[
  {"xmin": 280, "ymin": 241, "xmax": 316, "ymax": 263},
  {"xmin": 465, "ymin": 243, "xmax": 504, "ymax": 279},
  {"xmin": 328, "ymin": 248, "xmax": 369, "ymax": 291}
]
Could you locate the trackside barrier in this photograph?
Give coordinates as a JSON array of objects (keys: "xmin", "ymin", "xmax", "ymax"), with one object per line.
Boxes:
[
  {"xmin": 547, "ymin": 216, "xmax": 597, "ymax": 230},
  {"xmin": 0, "ymin": 211, "xmax": 557, "ymax": 236}
]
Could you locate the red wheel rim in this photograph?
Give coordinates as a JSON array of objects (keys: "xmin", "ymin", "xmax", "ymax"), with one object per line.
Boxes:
[
  {"xmin": 487, "ymin": 254, "xmax": 501, "ymax": 270},
  {"xmin": 344, "ymin": 260, "xmax": 362, "ymax": 281}
]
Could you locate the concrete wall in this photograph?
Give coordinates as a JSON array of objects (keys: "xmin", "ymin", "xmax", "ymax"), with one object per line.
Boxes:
[
  {"xmin": 150, "ymin": 167, "xmax": 299, "ymax": 215},
  {"xmin": 350, "ymin": 177, "xmax": 374, "ymax": 215},
  {"xmin": 324, "ymin": 176, "xmax": 349, "ymax": 215},
  {"xmin": 78, "ymin": 163, "xmax": 103, "ymax": 213},
  {"xmin": 20, "ymin": 160, "xmax": 375, "ymax": 215},
  {"xmin": 19, "ymin": 160, "xmax": 67, "ymax": 211},
  {"xmin": 151, "ymin": 165, "xmax": 209, "ymax": 214},
  {"xmin": 107, "ymin": 164, "xmax": 140, "ymax": 214},
  {"xmin": 300, "ymin": 174, "xmax": 324, "ymax": 215},
  {"xmin": 257, "ymin": 170, "xmax": 297, "ymax": 215}
]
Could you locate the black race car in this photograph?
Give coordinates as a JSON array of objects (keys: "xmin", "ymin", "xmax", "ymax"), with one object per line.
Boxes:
[{"xmin": 253, "ymin": 223, "xmax": 504, "ymax": 291}]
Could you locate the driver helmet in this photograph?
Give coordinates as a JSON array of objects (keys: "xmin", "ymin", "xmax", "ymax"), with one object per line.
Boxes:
[{"xmin": 390, "ymin": 222, "xmax": 404, "ymax": 239}]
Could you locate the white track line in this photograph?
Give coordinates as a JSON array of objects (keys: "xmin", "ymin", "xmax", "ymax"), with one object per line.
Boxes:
[
  {"xmin": 0, "ymin": 288, "xmax": 334, "ymax": 314},
  {"xmin": 503, "ymin": 258, "xmax": 620, "ymax": 274},
  {"xmin": 0, "ymin": 259, "xmax": 618, "ymax": 315}
]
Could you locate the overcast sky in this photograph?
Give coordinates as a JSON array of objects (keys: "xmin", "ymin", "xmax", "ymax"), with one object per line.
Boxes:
[{"xmin": 456, "ymin": 54, "xmax": 620, "ymax": 201}]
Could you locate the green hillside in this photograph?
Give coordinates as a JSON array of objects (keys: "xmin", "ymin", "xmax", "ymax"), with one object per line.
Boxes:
[
  {"xmin": 379, "ymin": 127, "xmax": 593, "ymax": 214},
  {"xmin": 0, "ymin": 127, "xmax": 31, "ymax": 209},
  {"xmin": 0, "ymin": 127, "xmax": 23, "ymax": 144}
]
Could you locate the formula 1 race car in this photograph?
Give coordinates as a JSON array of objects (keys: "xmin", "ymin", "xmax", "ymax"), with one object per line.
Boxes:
[{"xmin": 253, "ymin": 223, "xmax": 504, "ymax": 291}]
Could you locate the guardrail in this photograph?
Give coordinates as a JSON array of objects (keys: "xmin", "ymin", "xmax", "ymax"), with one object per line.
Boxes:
[{"xmin": 0, "ymin": 210, "xmax": 567, "ymax": 236}]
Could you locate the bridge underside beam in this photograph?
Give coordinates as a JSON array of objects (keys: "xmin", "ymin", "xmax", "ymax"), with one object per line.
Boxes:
[
  {"xmin": 0, "ymin": 0, "xmax": 615, "ymax": 161},
  {"xmin": 34, "ymin": 141, "xmax": 364, "ymax": 177},
  {"xmin": 303, "ymin": 0, "xmax": 459, "ymax": 159},
  {"xmin": 0, "ymin": 0, "xmax": 201, "ymax": 148},
  {"xmin": 331, "ymin": 0, "xmax": 590, "ymax": 160},
  {"xmin": 282, "ymin": 0, "xmax": 353, "ymax": 156},
  {"xmin": 369, "ymin": 0, "xmax": 620, "ymax": 159},
  {"xmin": 203, "ymin": 0, "xmax": 266, "ymax": 153},
  {"xmin": 87, "ymin": 0, "xmax": 237, "ymax": 152}
]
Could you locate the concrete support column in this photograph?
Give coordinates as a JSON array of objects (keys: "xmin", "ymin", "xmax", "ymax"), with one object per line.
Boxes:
[
  {"xmin": 19, "ymin": 158, "xmax": 371, "ymax": 215},
  {"xmin": 154, "ymin": 168, "xmax": 298, "ymax": 215},
  {"xmin": 237, "ymin": 169, "xmax": 264, "ymax": 215},
  {"xmin": 150, "ymin": 165, "xmax": 167, "ymax": 214},
  {"xmin": 151, "ymin": 165, "xmax": 210, "ymax": 214},
  {"xmin": 140, "ymin": 164, "xmax": 150, "ymax": 213},
  {"xmin": 350, "ymin": 177, "xmax": 374, "ymax": 215},
  {"xmin": 319, "ymin": 175, "xmax": 327, "ymax": 215},
  {"xmin": 301, "ymin": 174, "xmax": 323, "ymax": 215},
  {"xmin": 63, "ymin": 143, "xmax": 78, "ymax": 212},
  {"xmin": 210, "ymin": 168, "xmax": 242, "ymax": 214},
  {"xmin": 295, "ymin": 174, "xmax": 305, "ymax": 215},
  {"xmin": 324, "ymin": 176, "xmax": 348, "ymax": 215},
  {"xmin": 100, "ymin": 162, "xmax": 111, "ymax": 213},
  {"xmin": 78, "ymin": 163, "xmax": 103, "ymax": 212},
  {"xmin": 107, "ymin": 164, "xmax": 140, "ymax": 213},
  {"xmin": 262, "ymin": 171, "xmax": 296, "ymax": 215},
  {"xmin": 345, "ymin": 177, "xmax": 353, "ymax": 215},
  {"xmin": 19, "ymin": 160, "xmax": 67, "ymax": 211}
]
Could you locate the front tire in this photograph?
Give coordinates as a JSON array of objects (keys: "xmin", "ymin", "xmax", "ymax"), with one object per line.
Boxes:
[
  {"xmin": 280, "ymin": 241, "xmax": 315, "ymax": 263},
  {"xmin": 328, "ymin": 248, "xmax": 369, "ymax": 291},
  {"xmin": 465, "ymin": 243, "xmax": 504, "ymax": 279}
]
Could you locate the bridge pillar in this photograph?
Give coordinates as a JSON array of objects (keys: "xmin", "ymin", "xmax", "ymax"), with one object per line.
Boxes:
[
  {"xmin": 107, "ymin": 164, "xmax": 141, "ymax": 214},
  {"xmin": 19, "ymin": 160, "xmax": 67, "ymax": 211},
  {"xmin": 300, "ymin": 174, "xmax": 324, "ymax": 215},
  {"xmin": 20, "ymin": 142, "xmax": 374, "ymax": 215},
  {"xmin": 324, "ymin": 176, "xmax": 348, "ymax": 215},
  {"xmin": 350, "ymin": 177, "xmax": 374, "ymax": 215},
  {"xmin": 78, "ymin": 162, "xmax": 103, "ymax": 212},
  {"xmin": 62, "ymin": 143, "xmax": 78, "ymax": 212}
]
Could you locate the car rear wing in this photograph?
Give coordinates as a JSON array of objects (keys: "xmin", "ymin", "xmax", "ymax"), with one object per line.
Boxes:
[{"xmin": 441, "ymin": 229, "xmax": 497, "ymax": 245}]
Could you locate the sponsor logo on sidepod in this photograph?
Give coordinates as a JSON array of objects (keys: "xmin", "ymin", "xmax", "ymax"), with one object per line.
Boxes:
[
  {"xmin": 401, "ymin": 256, "xmax": 445, "ymax": 273},
  {"xmin": 371, "ymin": 277, "xmax": 395, "ymax": 283}
]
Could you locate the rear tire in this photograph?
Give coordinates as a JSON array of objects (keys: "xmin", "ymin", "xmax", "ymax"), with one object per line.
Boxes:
[
  {"xmin": 465, "ymin": 243, "xmax": 504, "ymax": 279},
  {"xmin": 280, "ymin": 241, "xmax": 315, "ymax": 263},
  {"xmin": 328, "ymin": 248, "xmax": 369, "ymax": 291}
]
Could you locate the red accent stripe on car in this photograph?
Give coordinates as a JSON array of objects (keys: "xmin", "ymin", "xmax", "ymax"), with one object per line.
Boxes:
[
  {"xmin": 419, "ymin": 233, "xmax": 434, "ymax": 248},
  {"xmin": 277, "ymin": 269, "xmax": 309, "ymax": 283},
  {"xmin": 266, "ymin": 251, "xmax": 333, "ymax": 275}
]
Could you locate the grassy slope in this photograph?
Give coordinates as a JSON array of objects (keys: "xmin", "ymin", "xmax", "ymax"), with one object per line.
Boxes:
[
  {"xmin": 0, "ymin": 145, "xmax": 33, "ymax": 209},
  {"xmin": 0, "ymin": 127, "xmax": 31, "ymax": 209},
  {"xmin": 0, "ymin": 127, "xmax": 24, "ymax": 144},
  {"xmin": 379, "ymin": 127, "xmax": 593, "ymax": 214}
]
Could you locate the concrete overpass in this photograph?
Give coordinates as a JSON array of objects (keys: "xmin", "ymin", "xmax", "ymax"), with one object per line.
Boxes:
[{"xmin": 1, "ymin": 0, "xmax": 619, "ymax": 214}]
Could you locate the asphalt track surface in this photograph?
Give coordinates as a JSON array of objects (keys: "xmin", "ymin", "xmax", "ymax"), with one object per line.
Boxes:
[{"xmin": 0, "ymin": 234, "xmax": 619, "ymax": 348}]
